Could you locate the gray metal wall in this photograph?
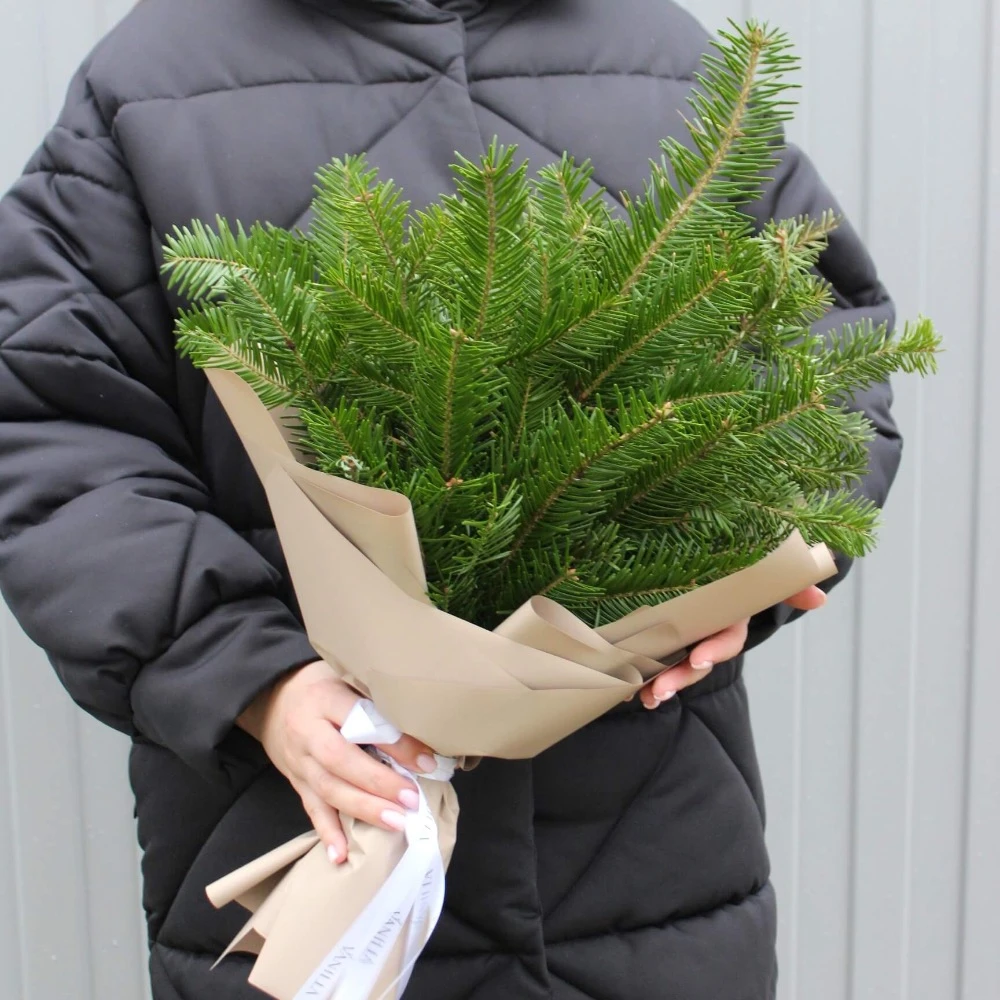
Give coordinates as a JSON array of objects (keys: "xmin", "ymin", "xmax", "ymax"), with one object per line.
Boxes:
[
  {"xmin": 0, "ymin": 1, "xmax": 996, "ymax": 998},
  {"xmin": 0, "ymin": 5, "xmax": 153, "ymax": 1000}
]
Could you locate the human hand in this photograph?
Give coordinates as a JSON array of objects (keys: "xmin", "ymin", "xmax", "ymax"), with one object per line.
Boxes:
[
  {"xmin": 237, "ymin": 659, "xmax": 438, "ymax": 863},
  {"xmin": 638, "ymin": 585, "xmax": 827, "ymax": 709}
]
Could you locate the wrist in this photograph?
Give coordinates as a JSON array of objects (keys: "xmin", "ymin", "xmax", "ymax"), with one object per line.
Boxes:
[{"xmin": 236, "ymin": 659, "xmax": 330, "ymax": 741}]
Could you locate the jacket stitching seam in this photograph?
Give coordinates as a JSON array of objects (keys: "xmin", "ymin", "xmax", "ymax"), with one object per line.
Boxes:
[
  {"xmin": 681, "ymin": 676, "xmax": 741, "ymax": 702},
  {"xmin": 685, "ymin": 702, "xmax": 766, "ymax": 825},
  {"xmin": 0, "ymin": 289, "xmax": 95, "ymax": 348},
  {"xmin": 109, "ymin": 276, "xmax": 160, "ymax": 303},
  {"xmin": 1, "ymin": 284, "xmax": 164, "ymax": 366},
  {"xmin": 472, "ymin": 69, "xmax": 696, "ymax": 84},
  {"xmin": 0, "ymin": 470, "xmax": 207, "ymax": 545},
  {"xmin": 544, "ymin": 881, "xmax": 770, "ymax": 950},
  {"xmin": 466, "ymin": 0, "xmax": 538, "ymax": 62},
  {"xmin": 542, "ymin": 714, "xmax": 679, "ymax": 923},
  {"xmin": 524, "ymin": 759, "xmax": 554, "ymax": 997},
  {"xmin": 23, "ymin": 166, "xmax": 131, "ymax": 199},
  {"xmin": 0, "ymin": 341, "xmax": 119, "ymax": 365},
  {"xmin": 108, "ymin": 75, "xmax": 436, "ymax": 122},
  {"xmin": 48, "ymin": 122, "xmax": 119, "ymax": 146},
  {"xmin": 164, "ymin": 508, "xmax": 200, "ymax": 643},
  {"xmin": 0, "ymin": 284, "xmax": 152, "ymax": 348},
  {"xmin": 83, "ymin": 76, "xmax": 115, "ymax": 135},
  {"xmin": 301, "ymin": 1, "xmax": 448, "ymax": 79},
  {"xmin": 96, "ymin": 38, "xmax": 697, "ymax": 118},
  {"xmin": 469, "ymin": 97, "xmax": 626, "ymax": 209},
  {"xmin": 148, "ymin": 945, "xmax": 188, "ymax": 1000},
  {"xmin": 283, "ymin": 75, "xmax": 444, "ymax": 230},
  {"xmin": 150, "ymin": 767, "xmax": 293, "ymax": 943}
]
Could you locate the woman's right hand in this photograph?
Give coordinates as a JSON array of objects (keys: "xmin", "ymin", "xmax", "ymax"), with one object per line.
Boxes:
[{"xmin": 237, "ymin": 659, "xmax": 439, "ymax": 864}]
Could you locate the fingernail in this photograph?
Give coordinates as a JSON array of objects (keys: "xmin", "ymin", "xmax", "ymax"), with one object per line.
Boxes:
[
  {"xmin": 398, "ymin": 788, "xmax": 420, "ymax": 811},
  {"xmin": 654, "ymin": 690, "xmax": 677, "ymax": 703},
  {"xmin": 691, "ymin": 660, "xmax": 714, "ymax": 672},
  {"xmin": 416, "ymin": 754, "xmax": 438, "ymax": 774},
  {"xmin": 381, "ymin": 809, "xmax": 407, "ymax": 831},
  {"xmin": 327, "ymin": 844, "xmax": 345, "ymax": 865}
]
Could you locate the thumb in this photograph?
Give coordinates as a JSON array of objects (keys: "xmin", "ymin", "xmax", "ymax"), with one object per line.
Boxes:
[{"xmin": 687, "ymin": 618, "xmax": 750, "ymax": 669}]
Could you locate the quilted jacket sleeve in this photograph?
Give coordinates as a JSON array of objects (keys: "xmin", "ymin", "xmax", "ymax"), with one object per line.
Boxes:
[
  {"xmin": 743, "ymin": 143, "xmax": 904, "ymax": 652},
  {"xmin": 0, "ymin": 69, "xmax": 317, "ymax": 782}
]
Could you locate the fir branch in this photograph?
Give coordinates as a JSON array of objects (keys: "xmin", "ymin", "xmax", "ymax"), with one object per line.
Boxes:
[
  {"xmin": 740, "ymin": 489, "xmax": 880, "ymax": 557},
  {"xmin": 233, "ymin": 270, "xmax": 323, "ymax": 400},
  {"xmin": 355, "ymin": 186, "xmax": 399, "ymax": 270},
  {"xmin": 440, "ymin": 328, "xmax": 465, "ymax": 480},
  {"xmin": 620, "ymin": 91, "xmax": 756, "ymax": 297},
  {"xmin": 509, "ymin": 374, "xmax": 533, "ymax": 457},
  {"xmin": 578, "ymin": 265, "xmax": 730, "ymax": 400},
  {"xmin": 619, "ymin": 22, "xmax": 782, "ymax": 296},
  {"xmin": 312, "ymin": 155, "xmax": 408, "ymax": 277},
  {"xmin": 715, "ymin": 213, "xmax": 839, "ymax": 361},
  {"xmin": 322, "ymin": 265, "xmax": 417, "ymax": 348},
  {"xmin": 327, "ymin": 354, "xmax": 415, "ymax": 410},
  {"xmin": 177, "ymin": 315, "xmax": 293, "ymax": 406},
  {"xmin": 402, "ymin": 204, "xmax": 450, "ymax": 283},
  {"xmin": 615, "ymin": 418, "xmax": 736, "ymax": 516},
  {"xmin": 473, "ymin": 159, "xmax": 498, "ymax": 340},
  {"xmin": 528, "ymin": 291, "xmax": 628, "ymax": 361},
  {"xmin": 505, "ymin": 400, "xmax": 676, "ymax": 561},
  {"xmin": 817, "ymin": 316, "xmax": 940, "ymax": 391},
  {"xmin": 299, "ymin": 400, "xmax": 389, "ymax": 482}
]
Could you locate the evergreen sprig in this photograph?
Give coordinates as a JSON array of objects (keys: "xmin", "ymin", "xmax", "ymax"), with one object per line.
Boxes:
[{"xmin": 162, "ymin": 21, "xmax": 941, "ymax": 628}]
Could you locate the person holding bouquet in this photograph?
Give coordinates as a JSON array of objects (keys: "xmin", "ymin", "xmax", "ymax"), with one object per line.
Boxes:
[{"xmin": 0, "ymin": 1, "xmax": 905, "ymax": 998}]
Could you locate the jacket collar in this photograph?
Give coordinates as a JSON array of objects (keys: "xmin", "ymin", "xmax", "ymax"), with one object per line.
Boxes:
[{"xmin": 308, "ymin": 0, "xmax": 488, "ymax": 19}]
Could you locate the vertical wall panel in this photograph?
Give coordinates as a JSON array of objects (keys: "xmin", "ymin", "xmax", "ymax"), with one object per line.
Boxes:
[
  {"xmin": 787, "ymin": 585, "xmax": 859, "ymax": 1000},
  {"xmin": 2, "ymin": 624, "xmax": 93, "ymax": 1000},
  {"xmin": 901, "ymin": 2, "xmax": 989, "ymax": 997},
  {"xmin": 0, "ymin": 1, "xmax": 49, "ymax": 183},
  {"xmin": 0, "ymin": 3, "xmax": 148, "ymax": 1000},
  {"xmin": 0, "ymin": 613, "xmax": 26, "ymax": 1000},
  {"xmin": 850, "ymin": 0, "xmax": 988, "ymax": 996},
  {"xmin": 37, "ymin": 3, "xmax": 100, "ymax": 119},
  {"xmin": 0, "ymin": 3, "xmax": 995, "ymax": 1000},
  {"xmin": 77, "ymin": 715, "xmax": 148, "ymax": 1000},
  {"xmin": 959, "ymin": 3, "xmax": 1000, "ymax": 997}
]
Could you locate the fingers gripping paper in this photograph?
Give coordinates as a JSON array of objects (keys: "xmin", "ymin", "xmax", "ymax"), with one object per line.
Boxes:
[
  {"xmin": 203, "ymin": 369, "xmax": 837, "ymax": 999},
  {"xmin": 207, "ymin": 700, "xmax": 458, "ymax": 1000}
]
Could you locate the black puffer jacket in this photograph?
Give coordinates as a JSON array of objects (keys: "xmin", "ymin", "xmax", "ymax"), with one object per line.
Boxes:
[{"xmin": 0, "ymin": 1, "xmax": 902, "ymax": 998}]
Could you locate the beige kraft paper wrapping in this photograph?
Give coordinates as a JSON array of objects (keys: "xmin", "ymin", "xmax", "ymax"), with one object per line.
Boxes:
[
  {"xmin": 203, "ymin": 368, "xmax": 838, "ymax": 999},
  {"xmin": 207, "ymin": 785, "xmax": 459, "ymax": 1000}
]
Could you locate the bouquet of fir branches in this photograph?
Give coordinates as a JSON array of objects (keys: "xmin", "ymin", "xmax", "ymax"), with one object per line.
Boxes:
[{"xmin": 163, "ymin": 23, "xmax": 938, "ymax": 632}]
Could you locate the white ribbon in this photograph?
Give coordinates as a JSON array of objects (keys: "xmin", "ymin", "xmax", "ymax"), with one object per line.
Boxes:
[{"xmin": 293, "ymin": 700, "xmax": 454, "ymax": 1000}]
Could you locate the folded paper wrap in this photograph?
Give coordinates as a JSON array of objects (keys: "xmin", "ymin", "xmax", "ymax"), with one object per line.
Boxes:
[
  {"xmin": 204, "ymin": 368, "xmax": 838, "ymax": 999},
  {"xmin": 208, "ymin": 699, "xmax": 458, "ymax": 1000}
]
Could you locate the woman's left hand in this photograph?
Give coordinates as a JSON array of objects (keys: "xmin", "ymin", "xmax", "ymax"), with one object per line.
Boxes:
[{"xmin": 638, "ymin": 586, "xmax": 828, "ymax": 709}]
